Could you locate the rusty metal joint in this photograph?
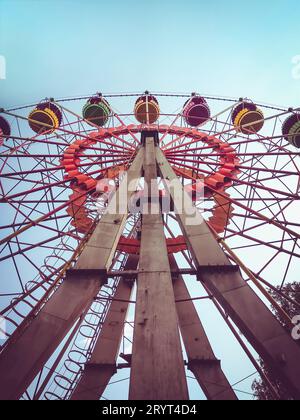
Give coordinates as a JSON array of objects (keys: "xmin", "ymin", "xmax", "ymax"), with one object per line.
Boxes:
[
  {"xmin": 67, "ymin": 268, "xmax": 108, "ymax": 279},
  {"xmin": 86, "ymin": 362, "xmax": 117, "ymax": 374},
  {"xmin": 197, "ymin": 264, "xmax": 239, "ymax": 277},
  {"xmin": 187, "ymin": 358, "xmax": 221, "ymax": 370}
]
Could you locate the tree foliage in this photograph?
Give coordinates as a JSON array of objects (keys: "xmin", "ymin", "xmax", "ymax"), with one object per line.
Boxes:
[{"xmin": 252, "ymin": 282, "xmax": 300, "ymax": 400}]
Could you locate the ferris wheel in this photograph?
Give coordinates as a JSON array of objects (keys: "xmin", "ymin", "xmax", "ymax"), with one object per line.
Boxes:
[{"xmin": 0, "ymin": 91, "xmax": 299, "ymax": 400}]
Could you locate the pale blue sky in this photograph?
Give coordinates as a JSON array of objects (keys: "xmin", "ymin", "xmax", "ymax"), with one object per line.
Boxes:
[
  {"xmin": 0, "ymin": 0, "xmax": 299, "ymax": 400},
  {"xmin": 1, "ymin": 0, "xmax": 300, "ymax": 108}
]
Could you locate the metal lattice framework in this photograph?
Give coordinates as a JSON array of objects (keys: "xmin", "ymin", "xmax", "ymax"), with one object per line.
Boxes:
[{"xmin": 0, "ymin": 92, "xmax": 299, "ymax": 400}]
